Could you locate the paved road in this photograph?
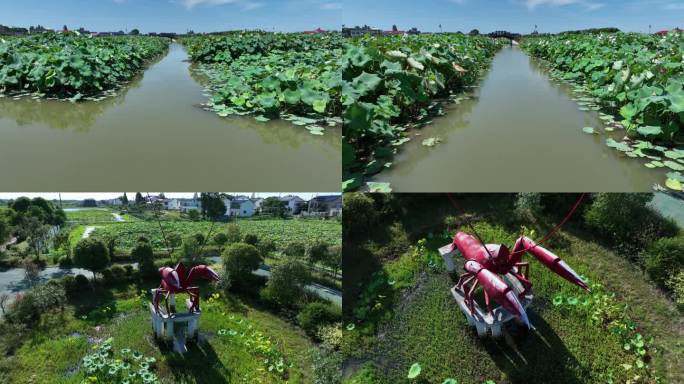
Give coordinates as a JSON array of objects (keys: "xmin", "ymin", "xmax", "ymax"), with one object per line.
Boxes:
[
  {"xmin": 254, "ymin": 267, "xmax": 342, "ymax": 306},
  {"xmin": 82, "ymin": 226, "xmax": 98, "ymax": 239},
  {"xmin": 111, "ymin": 213, "xmax": 125, "ymax": 222}
]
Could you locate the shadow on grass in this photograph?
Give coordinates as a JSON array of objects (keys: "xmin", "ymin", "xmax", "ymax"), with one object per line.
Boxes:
[
  {"xmin": 163, "ymin": 337, "xmax": 230, "ymax": 383},
  {"xmin": 483, "ymin": 306, "xmax": 586, "ymax": 384}
]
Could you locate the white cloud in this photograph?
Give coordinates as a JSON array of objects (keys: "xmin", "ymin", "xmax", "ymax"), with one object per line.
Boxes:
[
  {"xmin": 180, "ymin": 0, "xmax": 240, "ymax": 9},
  {"xmin": 242, "ymin": 1, "xmax": 264, "ymax": 10},
  {"xmin": 320, "ymin": 2, "xmax": 342, "ymax": 10},
  {"xmin": 523, "ymin": 0, "xmax": 604, "ymax": 11},
  {"xmin": 664, "ymin": 2, "xmax": 684, "ymax": 10},
  {"xmin": 449, "ymin": 0, "xmax": 467, "ymax": 4}
]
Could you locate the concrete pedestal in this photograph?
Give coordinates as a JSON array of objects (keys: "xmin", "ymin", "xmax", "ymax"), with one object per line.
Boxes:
[
  {"xmin": 150, "ymin": 289, "xmax": 201, "ymax": 353},
  {"xmin": 440, "ymin": 243, "xmax": 533, "ymax": 338}
]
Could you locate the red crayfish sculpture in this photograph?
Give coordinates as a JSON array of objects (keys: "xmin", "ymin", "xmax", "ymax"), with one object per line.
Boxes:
[
  {"xmin": 450, "ymin": 232, "xmax": 589, "ymax": 328},
  {"xmin": 152, "ymin": 263, "xmax": 219, "ymax": 315}
]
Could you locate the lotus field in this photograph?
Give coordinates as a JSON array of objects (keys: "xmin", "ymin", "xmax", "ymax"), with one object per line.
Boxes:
[
  {"xmin": 182, "ymin": 32, "xmax": 343, "ymax": 134},
  {"xmin": 523, "ymin": 32, "xmax": 684, "ymax": 190},
  {"xmin": 0, "ymin": 32, "xmax": 169, "ymax": 100},
  {"xmin": 89, "ymin": 218, "xmax": 342, "ymax": 252},
  {"xmin": 341, "ymin": 34, "xmax": 503, "ymax": 192}
]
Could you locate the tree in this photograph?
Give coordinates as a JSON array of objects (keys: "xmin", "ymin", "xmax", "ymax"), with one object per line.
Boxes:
[
  {"xmin": 200, "ymin": 193, "xmax": 226, "ymax": 220},
  {"xmin": 262, "ymin": 260, "xmax": 310, "ymax": 307},
  {"xmin": 73, "ymin": 238, "xmax": 110, "ymax": 280},
  {"xmin": 181, "ymin": 235, "xmax": 202, "ymax": 264},
  {"xmin": 131, "ymin": 238, "xmax": 155, "ymax": 278},
  {"xmin": 82, "ymin": 199, "xmax": 97, "ymax": 207},
  {"xmin": 130, "ymin": 28, "xmax": 140, "ymax": 35},
  {"xmin": 23, "ymin": 259, "xmax": 41, "ymax": 287},
  {"xmin": 260, "ymin": 197, "xmax": 287, "ymax": 218},
  {"xmin": 121, "ymin": 193, "xmax": 128, "ymax": 206},
  {"xmin": 18, "ymin": 217, "xmax": 49, "ymax": 260},
  {"xmin": 325, "ymin": 245, "xmax": 342, "ymax": 279},
  {"xmin": 135, "ymin": 192, "xmax": 145, "ymax": 205},
  {"xmin": 469, "ymin": 29, "xmax": 480, "ymax": 36},
  {"xmin": 223, "ymin": 243, "xmax": 262, "ymax": 288},
  {"xmin": 0, "ymin": 215, "xmax": 9, "ymax": 245},
  {"xmin": 243, "ymin": 233, "xmax": 259, "ymax": 246}
]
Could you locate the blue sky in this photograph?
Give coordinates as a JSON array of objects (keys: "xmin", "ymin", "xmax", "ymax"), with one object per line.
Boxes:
[
  {"xmin": 0, "ymin": 0, "xmax": 342, "ymax": 33},
  {"xmin": 343, "ymin": 0, "xmax": 684, "ymax": 33}
]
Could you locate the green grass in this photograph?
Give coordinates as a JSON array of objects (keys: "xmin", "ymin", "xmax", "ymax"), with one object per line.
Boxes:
[
  {"xmin": 6, "ymin": 284, "xmax": 319, "ymax": 383},
  {"xmin": 68, "ymin": 225, "xmax": 86, "ymax": 248},
  {"xmin": 65, "ymin": 209, "xmax": 118, "ymax": 223},
  {"xmin": 343, "ymin": 196, "xmax": 682, "ymax": 384}
]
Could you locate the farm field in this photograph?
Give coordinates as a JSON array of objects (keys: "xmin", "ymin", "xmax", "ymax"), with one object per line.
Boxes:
[
  {"xmin": 342, "ymin": 193, "xmax": 684, "ymax": 384},
  {"xmin": 0, "ymin": 197, "xmax": 343, "ymax": 383},
  {"xmin": 0, "ymin": 32, "xmax": 341, "ymax": 191},
  {"xmin": 89, "ymin": 218, "xmax": 341, "ymax": 252},
  {"xmin": 343, "ymin": 32, "xmax": 684, "ymax": 192}
]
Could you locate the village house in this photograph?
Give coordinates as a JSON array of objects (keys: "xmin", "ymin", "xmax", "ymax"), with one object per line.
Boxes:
[{"xmin": 306, "ymin": 195, "xmax": 342, "ymax": 217}]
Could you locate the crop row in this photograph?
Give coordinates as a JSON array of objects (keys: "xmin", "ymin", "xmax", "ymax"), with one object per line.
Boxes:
[
  {"xmin": 88, "ymin": 219, "xmax": 341, "ymax": 251},
  {"xmin": 182, "ymin": 33, "xmax": 343, "ymax": 133},
  {"xmin": 522, "ymin": 32, "xmax": 684, "ymax": 142},
  {"xmin": 341, "ymin": 34, "xmax": 503, "ymax": 191},
  {"xmin": 0, "ymin": 32, "xmax": 169, "ymax": 99}
]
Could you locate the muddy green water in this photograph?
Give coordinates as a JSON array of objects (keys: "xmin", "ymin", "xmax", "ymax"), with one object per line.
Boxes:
[
  {"xmin": 372, "ymin": 46, "xmax": 663, "ymax": 192},
  {"xmin": 0, "ymin": 43, "xmax": 340, "ymax": 191}
]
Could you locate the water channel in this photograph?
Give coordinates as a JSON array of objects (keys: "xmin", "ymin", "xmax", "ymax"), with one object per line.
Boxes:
[
  {"xmin": 372, "ymin": 46, "xmax": 665, "ymax": 192},
  {"xmin": 0, "ymin": 43, "xmax": 340, "ymax": 191}
]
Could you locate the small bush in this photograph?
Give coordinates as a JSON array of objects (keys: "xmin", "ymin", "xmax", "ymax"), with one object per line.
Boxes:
[
  {"xmin": 284, "ymin": 241, "xmax": 306, "ymax": 259},
  {"xmin": 298, "ymin": 302, "xmax": 341, "ymax": 337},
  {"xmin": 243, "ymin": 233, "xmax": 259, "ymax": 246},
  {"xmin": 101, "ymin": 268, "xmax": 114, "ymax": 283},
  {"xmin": 666, "ymin": 270, "xmax": 684, "ymax": 310},
  {"xmin": 262, "ymin": 260, "xmax": 310, "ymax": 307},
  {"xmin": 213, "ymin": 233, "xmax": 228, "ymax": 248},
  {"xmin": 222, "ymin": 243, "xmax": 262, "ymax": 290},
  {"xmin": 225, "ymin": 224, "xmax": 241, "ymax": 243},
  {"xmin": 131, "ymin": 239, "xmax": 155, "ymax": 278},
  {"xmin": 257, "ymin": 239, "xmax": 276, "ymax": 258},
  {"xmin": 62, "ymin": 275, "xmax": 78, "ymax": 296},
  {"xmin": 58, "ymin": 256, "xmax": 73, "ymax": 267},
  {"xmin": 123, "ymin": 264, "xmax": 134, "ymax": 277},
  {"xmin": 642, "ymin": 236, "xmax": 684, "ymax": 287},
  {"xmin": 110, "ymin": 265, "xmax": 126, "ymax": 281},
  {"xmin": 74, "ymin": 274, "xmax": 90, "ymax": 290}
]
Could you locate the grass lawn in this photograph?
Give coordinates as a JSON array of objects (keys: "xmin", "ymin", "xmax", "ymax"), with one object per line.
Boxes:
[
  {"xmin": 343, "ymin": 195, "xmax": 683, "ymax": 384},
  {"xmin": 5, "ymin": 282, "xmax": 319, "ymax": 383}
]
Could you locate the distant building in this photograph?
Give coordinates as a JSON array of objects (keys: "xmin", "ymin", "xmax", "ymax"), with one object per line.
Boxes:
[
  {"xmin": 0, "ymin": 25, "xmax": 28, "ymax": 36},
  {"xmin": 230, "ymin": 199, "xmax": 256, "ymax": 217},
  {"xmin": 342, "ymin": 25, "xmax": 382, "ymax": 37},
  {"xmin": 280, "ymin": 195, "xmax": 305, "ymax": 215},
  {"xmin": 306, "ymin": 195, "xmax": 342, "ymax": 217},
  {"xmin": 655, "ymin": 28, "xmax": 683, "ymax": 36}
]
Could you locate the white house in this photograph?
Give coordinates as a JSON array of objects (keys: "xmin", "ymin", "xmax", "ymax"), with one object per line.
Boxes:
[
  {"xmin": 229, "ymin": 199, "xmax": 256, "ymax": 217},
  {"xmin": 163, "ymin": 199, "xmax": 181, "ymax": 210},
  {"xmin": 280, "ymin": 195, "xmax": 305, "ymax": 215},
  {"xmin": 307, "ymin": 195, "xmax": 342, "ymax": 217},
  {"xmin": 178, "ymin": 197, "xmax": 200, "ymax": 212}
]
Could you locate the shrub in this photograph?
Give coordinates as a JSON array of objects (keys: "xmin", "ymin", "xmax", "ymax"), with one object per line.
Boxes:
[
  {"xmin": 284, "ymin": 241, "xmax": 306, "ymax": 259},
  {"xmin": 298, "ymin": 302, "xmax": 341, "ymax": 337},
  {"xmin": 317, "ymin": 323, "xmax": 342, "ymax": 350},
  {"xmin": 123, "ymin": 264, "xmax": 135, "ymax": 277},
  {"xmin": 101, "ymin": 268, "xmax": 114, "ymax": 283},
  {"xmin": 62, "ymin": 275, "xmax": 78, "ymax": 296},
  {"xmin": 225, "ymin": 224, "xmax": 241, "ymax": 243},
  {"xmin": 74, "ymin": 274, "xmax": 90, "ymax": 290},
  {"xmin": 666, "ymin": 270, "xmax": 684, "ymax": 310},
  {"xmin": 311, "ymin": 347, "xmax": 343, "ymax": 384},
  {"xmin": 131, "ymin": 239, "xmax": 155, "ymax": 278},
  {"xmin": 307, "ymin": 241, "xmax": 329, "ymax": 266},
  {"xmin": 73, "ymin": 238, "xmax": 110, "ymax": 280},
  {"xmin": 222, "ymin": 243, "xmax": 262, "ymax": 290},
  {"xmin": 262, "ymin": 259, "xmax": 310, "ymax": 307},
  {"xmin": 514, "ymin": 192, "xmax": 543, "ymax": 221},
  {"xmin": 110, "ymin": 265, "xmax": 126, "ymax": 281},
  {"xmin": 213, "ymin": 233, "xmax": 228, "ymax": 248},
  {"xmin": 642, "ymin": 236, "xmax": 684, "ymax": 287},
  {"xmin": 343, "ymin": 193, "xmax": 376, "ymax": 237},
  {"xmin": 584, "ymin": 193, "xmax": 677, "ymax": 250},
  {"xmin": 58, "ymin": 255, "xmax": 73, "ymax": 268},
  {"xmin": 243, "ymin": 233, "xmax": 259, "ymax": 246},
  {"xmin": 257, "ymin": 239, "xmax": 276, "ymax": 258}
]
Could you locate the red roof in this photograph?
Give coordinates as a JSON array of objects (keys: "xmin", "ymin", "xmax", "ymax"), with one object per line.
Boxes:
[
  {"xmin": 303, "ymin": 28, "xmax": 327, "ymax": 34},
  {"xmin": 656, "ymin": 27, "xmax": 682, "ymax": 35}
]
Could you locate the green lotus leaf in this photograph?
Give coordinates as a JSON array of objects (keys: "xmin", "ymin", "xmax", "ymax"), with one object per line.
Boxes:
[
  {"xmin": 664, "ymin": 160, "xmax": 684, "ymax": 171},
  {"xmin": 407, "ymin": 363, "xmax": 422, "ymax": 379},
  {"xmin": 637, "ymin": 126, "xmax": 663, "ymax": 136},
  {"xmin": 282, "ymin": 88, "xmax": 300, "ymax": 104}
]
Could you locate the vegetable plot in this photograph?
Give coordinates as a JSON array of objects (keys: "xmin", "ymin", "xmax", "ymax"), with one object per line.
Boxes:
[
  {"xmin": 0, "ymin": 32, "xmax": 169, "ymax": 100},
  {"xmin": 341, "ymin": 34, "xmax": 502, "ymax": 191},
  {"xmin": 183, "ymin": 32, "xmax": 342, "ymax": 133}
]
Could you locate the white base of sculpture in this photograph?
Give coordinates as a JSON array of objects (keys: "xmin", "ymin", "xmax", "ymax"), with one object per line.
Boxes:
[
  {"xmin": 440, "ymin": 244, "xmax": 534, "ymax": 339},
  {"xmin": 149, "ymin": 289, "xmax": 201, "ymax": 353}
]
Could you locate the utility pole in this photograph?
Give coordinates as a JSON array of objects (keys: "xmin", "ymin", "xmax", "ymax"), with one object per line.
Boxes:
[
  {"xmin": 439, "ymin": 24, "xmax": 442, "ymax": 33},
  {"xmin": 648, "ymin": 24, "xmax": 652, "ymax": 34}
]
